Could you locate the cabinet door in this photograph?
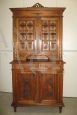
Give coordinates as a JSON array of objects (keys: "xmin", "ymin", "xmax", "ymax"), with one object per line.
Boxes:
[
  {"xmin": 14, "ymin": 18, "xmax": 36, "ymax": 60},
  {"xmin": 39, "ymin": 73, "xmax": 58, "ymax": 104},
  {"xmin": 40, "ymin": 18, "xmax": 60, "ymax": 60},
  {"xmin": 15, "ymin": 72, "xmax": 36, "ymax": 104}
]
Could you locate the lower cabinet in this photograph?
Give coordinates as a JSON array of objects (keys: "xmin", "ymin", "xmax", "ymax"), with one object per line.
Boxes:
[{"xmin": 12, "ymin": 66, "xmax": 64, "ymax": 113}]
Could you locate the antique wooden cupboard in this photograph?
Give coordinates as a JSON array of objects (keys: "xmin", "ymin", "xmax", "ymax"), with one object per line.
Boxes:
[{"xmin": 10, "ymin": 3, "xmax": 65, "ymax": 113}]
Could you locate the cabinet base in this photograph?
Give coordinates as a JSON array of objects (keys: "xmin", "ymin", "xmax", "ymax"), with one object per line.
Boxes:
[{"xmin": 11, "ymin": 102, "xmax": 64, "ymax": 113}]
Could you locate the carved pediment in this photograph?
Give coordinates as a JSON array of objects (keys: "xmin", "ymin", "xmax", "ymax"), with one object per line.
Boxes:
[{"xmin": 32, "ymin": 3, "xmax": 44, "ymax": 8}]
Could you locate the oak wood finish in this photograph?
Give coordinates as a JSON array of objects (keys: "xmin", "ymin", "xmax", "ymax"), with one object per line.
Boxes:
[{"xmin": 10, "ymin": 3, "xmax": 65, "ymax": 112}]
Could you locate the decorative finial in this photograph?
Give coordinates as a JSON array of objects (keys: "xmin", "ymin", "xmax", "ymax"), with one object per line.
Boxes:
[{"xmin": 32, "ymin": 3, "xmax": 44, "ymax": 8}]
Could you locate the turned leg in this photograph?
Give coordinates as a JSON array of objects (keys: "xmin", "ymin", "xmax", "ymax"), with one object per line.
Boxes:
[
  {"xmin": 59, "ymin": 106, "xmax": 62, "ymax": 113},
  {"xmin": 14, "ymin": 106, "xmax": 16, "ymax": 112}
]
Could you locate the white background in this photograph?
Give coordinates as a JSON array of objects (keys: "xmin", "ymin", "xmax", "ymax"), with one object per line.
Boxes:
[{"xmin": 0, "ymin": 0, "xmax": 77, "ymax": 97}]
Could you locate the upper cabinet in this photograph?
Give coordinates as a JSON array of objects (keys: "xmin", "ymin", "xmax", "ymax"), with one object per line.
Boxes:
[{"xmin": 10, "ymin": 3, "xmax": 65, "ymax": 61}]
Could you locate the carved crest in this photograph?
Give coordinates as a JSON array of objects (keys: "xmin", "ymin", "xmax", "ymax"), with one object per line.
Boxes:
[{"xmin": 32, "ymin": 3, "xmax": 44, "ymax": 8}]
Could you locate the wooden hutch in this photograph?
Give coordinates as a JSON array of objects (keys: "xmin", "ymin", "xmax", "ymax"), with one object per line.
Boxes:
[{"xmin": 10, "ymin": 3, "xmax": 65, "ymax": 113}]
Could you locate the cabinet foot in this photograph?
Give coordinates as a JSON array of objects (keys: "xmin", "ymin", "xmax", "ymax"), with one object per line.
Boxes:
[
  {"xmin": 14, "ymin": 106, "xmax": 16, "ymax": 112},
  {"xmin": 59, "ymin": 106, "xmax": 62, "ymax": 113}
]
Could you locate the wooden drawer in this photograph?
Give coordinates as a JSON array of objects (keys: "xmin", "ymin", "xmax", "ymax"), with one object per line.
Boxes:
[{"xmin": 12, "ymin": 62, "xmax": 61, "ymax": 74}]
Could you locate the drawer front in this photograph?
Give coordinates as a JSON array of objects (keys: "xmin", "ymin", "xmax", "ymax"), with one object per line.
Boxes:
[{"xmin": 12, "ymin": 62, "xmax": 61, "ymax": 73}]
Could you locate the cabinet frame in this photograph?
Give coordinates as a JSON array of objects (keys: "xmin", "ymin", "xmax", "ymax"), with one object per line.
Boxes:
[{"xmin": 10, "ymin": 3, "xmax": 65, "ymax": 113}]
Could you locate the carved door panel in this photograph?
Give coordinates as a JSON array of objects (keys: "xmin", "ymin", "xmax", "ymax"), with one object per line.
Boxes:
[
  {"xmin": 39, "ymin": 73, "xmax": 58, "ymax": 104},
  {"xmin": 16, "ymin": 72, "xmax": 37, "ymax": 104}
]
